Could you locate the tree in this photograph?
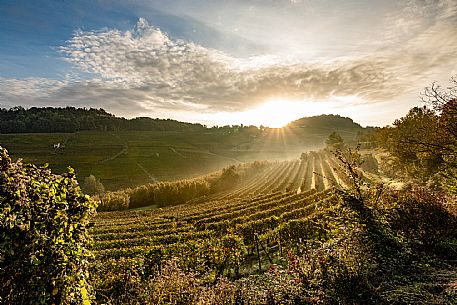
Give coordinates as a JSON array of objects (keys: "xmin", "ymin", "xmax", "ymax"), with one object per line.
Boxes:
[
  {"xmin": 421, "ymin": 78, "xmax": 457, "ymax": 169},
  {"xmin": 326, "ymin": 131, "xmax": 344, "ymax": 150},
  {"xmin": 211, "ymin": 165, "xmax": 241, "ymax": 192},
  {"xmin": 83, "ymin": 175, "xmax": 105, "ymax": 195},
  {"xmin": 383, "ymin": 77, "xmax": 457, "ymax": 189}
]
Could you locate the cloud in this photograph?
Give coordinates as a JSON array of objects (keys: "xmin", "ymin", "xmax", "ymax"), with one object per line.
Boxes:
[
  {"xmin": 55, "ymin": 18, "xmax": 407, "ymax": 111},
  {"xmin": 1, "ymin": 1, "xmax": 457, "ymax": 121}
]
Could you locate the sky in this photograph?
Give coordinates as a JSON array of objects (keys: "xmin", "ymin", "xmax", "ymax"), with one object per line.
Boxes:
[{"xmin": 0, "ymin": 0, "xmax": 456, "ymax": 127}]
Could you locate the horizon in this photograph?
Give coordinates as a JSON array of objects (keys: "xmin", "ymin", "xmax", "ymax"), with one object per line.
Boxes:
[
  {"xmin": 1, "ymin": 105, "xmax": 372, "ymax": 129},
  {"xmin": 1, "ymin": 1, "xmax": 456, "ymax": 128}
]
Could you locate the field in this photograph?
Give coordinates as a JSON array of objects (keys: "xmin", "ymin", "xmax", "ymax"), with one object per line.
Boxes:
[
  {"xmin": 91, "ymin": 150, "xmax": 346, "ymax": 255},
  {"xmin": 0, "ymin": 126, "xmax": 361, "ymax": 191},
  {"xmin": 87, "ymin": 148, "xmax": 457, "ymax": 304},
  {"xmin": 0, "ymin": 131, "xmax": 241, "ymax": 190},
  {"xmin": 89, "ymin": 150, "xmax": 360, "ymax": 299},
  {"xmin": 3, "ymin": 119, "xmax": 455, "ymax": 303},
  {"xmin": 2, "ymin": 140, "xmax": 456, "ymax": 304}
]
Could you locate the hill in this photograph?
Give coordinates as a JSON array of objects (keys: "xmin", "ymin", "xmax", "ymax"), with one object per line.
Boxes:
[
  {"xmin": 0, "ymin": 106, "xmax": 205, "ymax": 133},
  {"xmin": 288, "ymin": 114, "xmax": 362, "ymax": 130},
  {"xmin": 88, "ymin": 149, "xmax": 457, "ymax": 304},
  {"xmin": 1, "ymin": 130, "xmax": 456, "ymax": 304},
  {"xmin": 0, "ymin": 107, "xmax": 365, "ymax": 191},
  {"xmin": 2, "ymin": 90, "xmax": 456, "ymax": 304}
]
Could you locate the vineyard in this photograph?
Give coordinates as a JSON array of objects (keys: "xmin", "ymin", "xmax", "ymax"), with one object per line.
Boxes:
[
  {"xmin": 193, "ymin": 150, "xmax": 353, "ymax": 203},
  {"xmin": 77, "ymin": 147, "xmax": 455, "ymax": 304},
  {"xmin": 89, "ymin": 150, "xmax": 366, "ymax": 300},
  {"xmin": 3, "ymin": 146, "xmax": 456, "ymax": 304}
]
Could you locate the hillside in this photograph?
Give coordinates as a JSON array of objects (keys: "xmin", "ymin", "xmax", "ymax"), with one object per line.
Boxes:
[
  {"xmin": 89, "ymin": 149, "xmax": 457, "ymax": 304},
  {"xmin": 0, "ymin": 107, "xmax": 365, "ymax": 191},
  {"xmin": 0, "ymin": 107, "xmax": 205, "ymax": 133},
  {"xmin": 288, "ymin": 114, "xmax": 362, "ymax": 130},
  {"xmin": 1, "ymin": 136, "xmax": 456, "ymax": 304}
]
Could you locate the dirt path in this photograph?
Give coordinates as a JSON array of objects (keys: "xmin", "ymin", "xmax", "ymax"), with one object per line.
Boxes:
[
  {"xmin": 169, "ymin": 147, "xmax": 186, "ymax": 158},
  {"xmin": 202, "ymin": 150, "xmax": 242, "ymax": 163},
  {"xmin": 98, "ymin": 133, "xmax": 128, "ymax": 164},
  {"xmin": 175, "ymin": 148, "xmax": 242, "ymax": 163},
  {"xmin": 98, "ymin": 145, "xmax": 128, "ymax": 164},
  {"xmin": 136, "ymin": 162, "xmax": 158, "ymax": 182}
]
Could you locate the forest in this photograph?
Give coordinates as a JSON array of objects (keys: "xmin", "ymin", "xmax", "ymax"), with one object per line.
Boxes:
[{"xmin": 0, "ymin": 107, "xmax": 206, "ymax": 133}]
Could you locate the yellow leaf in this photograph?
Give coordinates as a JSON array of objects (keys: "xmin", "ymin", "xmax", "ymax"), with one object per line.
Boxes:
[{"xmin": 81, "ymin": 286, "xmax": 90, "ymax": 305}]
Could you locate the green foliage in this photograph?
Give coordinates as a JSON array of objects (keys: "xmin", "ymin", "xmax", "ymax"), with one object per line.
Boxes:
[
  {"xmin": 325, "ymin": 131, "xmax": 344, "ymax": 150},
  {"xmin": 370, "ymin": 78, "xmax": 457, "ymax": 191},
  {"xmin": 98, "ymin": 161, "xmax": 269, "ymax": 211},
  {"xmin": 97, "ymin": 178, "xmax": 211, "ymax": 211},
  {"xmin": 83, "ymin": 174, "xmax": 105, "ymax": 195},
  {"xmin": 0, "ymin": 106, "xmax": 205, "ymax": 133},
  {"xmin": 96, "ymin": 190, "xmax": 130, "ymax": 211},
  {"xmin": 210, "ymin": 165, "xmax": 241, "ymax": 192},
  {"xmin": 390, "ymin": 106, "xmax": 442, "ymax": 179},
  {"xmin": 428, "ymin": 167, "xmax": 457, "ymax": 197},
  {"xmin": 0, "ymin": 146, "xmax": 97, "ymax": 304}
]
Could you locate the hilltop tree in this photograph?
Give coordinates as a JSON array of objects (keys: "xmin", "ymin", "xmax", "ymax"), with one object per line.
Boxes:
[
  {"xmin": 421, "ymin": 78, "xmax": 457, "ymax": 169},
  {"xmin": 83, "ymin": 174, "xmax": 105, "ymax": 195},
  {"xmin": 326, "ymin": 131, "xmax": 344, "ymax": 150}
]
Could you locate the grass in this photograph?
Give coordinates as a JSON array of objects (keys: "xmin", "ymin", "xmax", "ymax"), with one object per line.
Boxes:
[
  {"xmin": 0, "ymin": 127, "xmax": 361, "ymax": 191},
  {"xmin": 0, "ymin": 130, "xmax": 246, "ymax": 190}
]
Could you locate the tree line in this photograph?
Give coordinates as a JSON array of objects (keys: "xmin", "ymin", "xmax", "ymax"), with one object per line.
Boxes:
[
  {"xmin": 361, "ymin": 77, "xmax": 456, "ymax": 193},
  {"xmin": 0, "ymin": 106, "xmax": 368, "ymax": 135},
  {"xmin": 0, "ymin": 107, "xmax": 206, "ymax": 133}
]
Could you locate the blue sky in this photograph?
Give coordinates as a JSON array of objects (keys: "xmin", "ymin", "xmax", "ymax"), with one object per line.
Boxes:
[
  {"xmin": 0, "ymin": 0, "xmax": 264, "ymax": 78},
  {"xmin": 1, "ymin": 0, "xmax": 457, "ymax": 127}
]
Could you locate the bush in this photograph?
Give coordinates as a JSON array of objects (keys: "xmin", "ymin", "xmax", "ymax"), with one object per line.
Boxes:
[
  {"xmin": 0, "ymin": 146, "xmax": 97, "ymax": 304},
  {"xmin": 83, "ymin": 175, "xmax": 105, "ymax": 195},
  {"xmin": 97, "ymin": 190, "xmax": 130, "ymax": 211},
  {"xmin": 98, "ymin": 161, "xmax": 271, "ymax": 211}
]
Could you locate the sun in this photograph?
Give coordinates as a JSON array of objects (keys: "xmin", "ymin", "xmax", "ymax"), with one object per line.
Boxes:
[
  {"xmin": 249, "ymin": 100, "xmax": 299, "ymax": 128},
  {"xmin": 200, "ymin": 98, "xmax": 345, "ymax": 128}
]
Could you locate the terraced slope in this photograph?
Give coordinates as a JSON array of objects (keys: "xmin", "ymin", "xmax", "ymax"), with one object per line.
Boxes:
[
  {"xmin": 91, "ymin": 185, "xmax": 340, "ymax": 295},
  {"xmin": 90, "ymin": 151, "xmax": 352, "ymax": 267},
  {"xmin": 210, "ymin": 150, "xmax": 351, "ymax": 201}
]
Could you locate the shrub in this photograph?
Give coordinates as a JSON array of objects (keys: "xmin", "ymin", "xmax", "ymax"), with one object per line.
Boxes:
[
  {"xmin": 98, "ymin": 161, "xmax": 270, "ymax": 211},
  {"xmin": 97, "ymin": 190, "xmax": 130, "ymax": 211},
  {"xmin": 83, "ymin": 175, "xmax": 105, "ymax": 195},
  {"xmin": 0, "ymin": 146, "xmax": 97, "ymax": 304}
]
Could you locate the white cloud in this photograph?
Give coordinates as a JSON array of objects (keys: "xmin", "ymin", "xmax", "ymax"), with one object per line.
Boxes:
[
  {"xmin": 55, "ymin": 18, "xmax": 414, "ymax": 112},
  {"xmin": 1, "ymin": 1, "xmax": 457, "ymax": 125}
]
